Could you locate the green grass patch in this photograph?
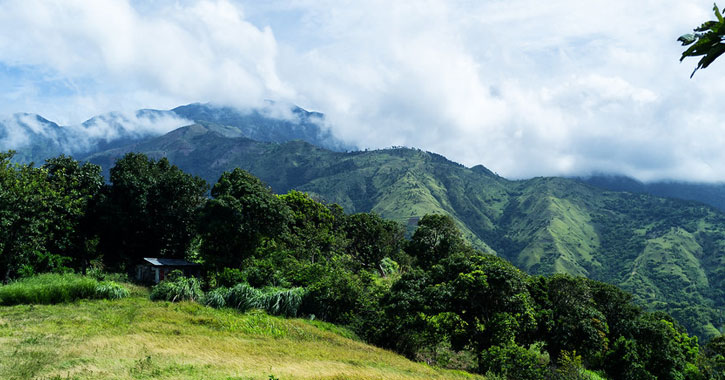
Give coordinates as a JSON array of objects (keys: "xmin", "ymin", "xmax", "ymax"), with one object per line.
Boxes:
[
  {"xmin": 0, "ymin": 295, "xmax": 483, "ymax": 380},
  {"xmin": 0, "ymin": 273, "xmax": 129, "ymax": 306}
]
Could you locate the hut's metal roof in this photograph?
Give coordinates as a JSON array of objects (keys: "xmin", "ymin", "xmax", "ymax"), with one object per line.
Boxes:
[{"xmin": 142, "ymin": 258, "xmax": 201, "ymax": 267}]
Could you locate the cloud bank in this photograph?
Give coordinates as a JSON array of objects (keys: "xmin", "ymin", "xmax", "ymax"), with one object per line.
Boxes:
[{"xmin": 1, "ymin": 0, "xmax": 725, "ymax": 181}]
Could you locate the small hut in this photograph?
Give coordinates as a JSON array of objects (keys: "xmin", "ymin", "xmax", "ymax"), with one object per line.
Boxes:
[{"xmin": 136, "ymin": 258, "xmax": 201, "ymax": 284}]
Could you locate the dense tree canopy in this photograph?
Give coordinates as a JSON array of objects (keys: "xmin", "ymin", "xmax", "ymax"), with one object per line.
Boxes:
[{"xmin": 99, "ymin": 153, "xmax": 208, "ymax": 269}]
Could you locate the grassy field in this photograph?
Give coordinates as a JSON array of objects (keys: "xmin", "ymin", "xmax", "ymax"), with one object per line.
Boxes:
[{"xmin": 0, "ymin": 287, "xmax": 482, "ymax": 380}]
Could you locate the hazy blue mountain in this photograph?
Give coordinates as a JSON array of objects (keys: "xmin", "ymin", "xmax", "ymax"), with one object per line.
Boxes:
[
  {"xmin": 580, "ymin": 175, "xmax": 725, "ymax": 212},
  {"xmin": 171, "ymin": 103, "xmax": 353, "ymax": 152},
  {"xmin": 0, "ymin": 110, "xmax": 190, "ymax": 164},
  {"xmin": 0, "ymin": 103, "xmax": 352, "ymax": 165}
]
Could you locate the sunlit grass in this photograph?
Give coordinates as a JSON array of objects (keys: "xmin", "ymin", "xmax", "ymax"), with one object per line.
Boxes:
[
  {"xmin": 0, "ymin": 295, "xmax": 483, "ymax": 380},
  {"xmin": 0, "ymin": 273, "xmax": 129, "ymax": 306}
]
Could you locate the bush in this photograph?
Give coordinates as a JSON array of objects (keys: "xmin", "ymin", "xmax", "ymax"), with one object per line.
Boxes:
[
  {"xmin": 225, "ymin": 283, "xmax": 263, "ymax": 311},
  {"xmin": 149, "ymin": 276, "xmax": 203, "ymax": 302},
  {"xmin": 0, "ymin": 273, "xmax": 129, "ymax": 305},
  {"xmin": 95, "ymin": 281, "xmax": 130, "ymax": 300},
  {"xmin": 203, "ymin": 286, "xmax": 230, "ymax": 308},
  {"xmin": 212, "ymin": 283, "xmax": 305, "ymax": 317},
  {"xmin": 481, "ymin": 343, "xmax": 550, "ymax": 380},
  {"xmin": 263, "ymin": 287, "xmax": 305, "ymax": 317},
  {"xmin": 216, "ymin": 268, "xmax": 246, "ymax": 288}
]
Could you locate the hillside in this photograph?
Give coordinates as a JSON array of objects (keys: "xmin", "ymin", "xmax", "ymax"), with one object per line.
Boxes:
[
  {"xmin": 0, "ymin": 293, "xmax": 481, "ymax": 380},
  {"xmin": 83, "ymin": 123, "xmax": 725, "ymax": 340}
]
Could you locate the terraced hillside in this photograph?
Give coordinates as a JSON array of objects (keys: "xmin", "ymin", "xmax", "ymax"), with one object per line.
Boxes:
[{"xmin": 84, "ymin": 123, "xmax": 725, "ymax": 339}]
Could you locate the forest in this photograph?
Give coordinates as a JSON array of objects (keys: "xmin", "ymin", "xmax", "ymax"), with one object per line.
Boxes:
[{"xmin": 1, "ymin": 150, "xmax": 724, "ymax": 379}]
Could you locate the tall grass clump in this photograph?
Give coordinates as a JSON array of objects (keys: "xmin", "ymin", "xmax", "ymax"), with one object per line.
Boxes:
[
  {"xmin": 225, "ymin": 283, "xmax": 263, "ymax": 311},
  {"xmin": 220, "ymin": 283, "xmax": 305, "ymax": 317},
  {"xmin": 95, "ymin": 281, "xmax": 130, "ymax": 300},
  {"xmin": 202, "ymin": 286, "xmax": 230, "ymax": 308},
  {"xmin": 263, "ymin": 287, "xmax": 305, "ymax": 317},
  {"xmin": 150, "ymin": 276, "xmax": 203, "ymax": 302},
  {"xmin": 0, "ymin": 273, "xmax": 129, "ymax": 305}
]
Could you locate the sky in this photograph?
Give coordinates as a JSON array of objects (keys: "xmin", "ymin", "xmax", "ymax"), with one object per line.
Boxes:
[{"xmin": 1, "ymin": 0, "xmax": 725, "ymax": 182}]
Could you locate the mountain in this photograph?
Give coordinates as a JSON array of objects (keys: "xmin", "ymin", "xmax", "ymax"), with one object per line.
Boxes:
[
  {"xmin": 84, "ymin": 123, "xmax": 725, "ymax": 340},
  {"xmin": 171, "ymin": 103, "xmax": 353, "ymax": 152},
  {"xmin": 0, "ymin": 103, "xmax": 351, "ymax": 165},
  {"xmin": 0, "ymin": 110, "xmax": 189, "ymax": 164},
  {"xmin": 581, "ymin": 174, "xmax": 725, "ymax": 212}
]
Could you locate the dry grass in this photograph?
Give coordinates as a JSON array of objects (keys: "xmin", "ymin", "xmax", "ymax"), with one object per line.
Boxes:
[{"xmin": 0, "ymin": 295, "xmax": 483, "ymax": 380}]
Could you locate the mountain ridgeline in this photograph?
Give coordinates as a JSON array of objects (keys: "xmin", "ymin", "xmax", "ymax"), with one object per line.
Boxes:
[
  {"xmin": 4, "ymin": 103, "xmax": 725, "ymax": 340},
  {"xmin": 0, "ymin": 103, "xmax": 352, "ymax": 165},
  {"xmin": 79, "ymin": 121, "xmax": 725, "ymax": 340}
]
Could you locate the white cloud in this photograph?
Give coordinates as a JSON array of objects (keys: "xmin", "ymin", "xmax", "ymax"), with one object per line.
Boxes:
[{"xmin": 2, "ymin": 0, "xmax": 725, "ymax": 181}]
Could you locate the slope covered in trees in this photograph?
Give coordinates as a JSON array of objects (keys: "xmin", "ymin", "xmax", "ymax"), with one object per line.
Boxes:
[
  {"xmin": 82, "ymin": 124, "xmax": 725, "ymax": 340},
  {"xmin": 2, "ymin": 151, "xmax": 722, "ymax": 379}
]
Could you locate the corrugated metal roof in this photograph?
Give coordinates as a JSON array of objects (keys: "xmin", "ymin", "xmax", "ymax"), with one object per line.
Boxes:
[{"xmin": 142, "ymin": 258, "xmax": 201, "ymax": 266}]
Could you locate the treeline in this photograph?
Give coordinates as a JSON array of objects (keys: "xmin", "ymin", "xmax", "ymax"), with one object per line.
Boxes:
[{"xmin": 1, "ymin": 151, "xmax": 724, "ymax": 379}]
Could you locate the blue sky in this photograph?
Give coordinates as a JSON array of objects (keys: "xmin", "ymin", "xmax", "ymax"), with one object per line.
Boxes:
[{"xmin": 1, "ymin": 0, "xmax": 724, "ymax": 181}]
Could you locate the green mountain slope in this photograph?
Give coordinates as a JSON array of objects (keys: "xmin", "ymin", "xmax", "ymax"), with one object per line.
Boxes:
[
  {"xmin": 0, "ymin": 295, "xmax": 481, "ymax": 380},
  {"xmin": 84, "ymin": 123, "xmax": 725, "ymax": 339}
]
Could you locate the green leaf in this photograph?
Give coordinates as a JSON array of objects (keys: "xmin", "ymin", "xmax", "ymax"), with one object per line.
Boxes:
[{"xmin": 715, "ymin": 3, "xmax": 724, "ymax": 23}]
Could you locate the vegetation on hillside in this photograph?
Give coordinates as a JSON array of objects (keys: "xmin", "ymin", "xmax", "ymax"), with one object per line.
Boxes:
[
  {"xmin": 84, "ymin": 131, "xmax": 725, "ymax": 340},
  {"xmin": 2, "ymin": 150, "xmax": 725, "ymax": 378}
]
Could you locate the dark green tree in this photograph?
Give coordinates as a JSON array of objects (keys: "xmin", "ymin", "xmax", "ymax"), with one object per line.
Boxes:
[
  {"xmin": 535, "ymin": 275, "xmax": 609, "ymax": 364},
  {"xmin": 99, "ymin": 153, "xmax": 208, "ymax": 269},
  {"xmin": 197, "ymin": 168, "xmax": 289, "ymax": 270},
  {"xmin": 278, "ymin": 190, "xmax": 339, "ymax": 263},
  {"xmin": 0, "ymin": 151, "xmax": 54, "ymax": 281},
  {"xmin": 42, "ymin": 155, "xmax": 103, "ymax": 272},
  {"xmin": 406, "ymin": 214, "xmax": 466, "ymax": 269},
  {"xmin": 344, "ymin": 212, "xmax": 405, "ymax": 275}
]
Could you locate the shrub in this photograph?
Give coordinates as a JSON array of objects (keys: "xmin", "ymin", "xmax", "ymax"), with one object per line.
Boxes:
[
  {"xmin": 262, "ymin": 287, "xmax": 305, "ymax": 317},
  {"xmin": 225, "ymin": 283, "xmax": 264, "ymax": 311},
  {"xmin": 216, "ymin": 268, "xmax": 246, "ymax": 288},
  {"xmin": 0, "ymin": 273, "xmax": 129, "ymax": 305},
  {"xmin": 149, "ymin": 276, "xmax": 203, "ymax": 302},
  {"xmin": 203, "ymin": 287, "xmax": 230, "ymax": 308},
  {"xmin": 95, "ymin": 281, "xmax": 130, "ymax": 300},
  {"xmin": 211, "ymin": 283, "xmax": 305, "ymax": 317}
]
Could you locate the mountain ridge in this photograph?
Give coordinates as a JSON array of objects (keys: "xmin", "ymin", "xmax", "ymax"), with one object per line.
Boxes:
[
  {"xmin": 5, "ymin": 104, "xmax": 725, "ymax": 339},
  {"xmin": 80, "ymin": 122, "xmax": 725, "ymax": 339}
]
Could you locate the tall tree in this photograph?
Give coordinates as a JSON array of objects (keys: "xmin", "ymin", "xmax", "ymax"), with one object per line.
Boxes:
[
  {"xmin": 99, "ymin": 153, "xmax": 208, "ymax": 269},
  {"xmin": 42, "ymin": 155, "xmax": 103, "ymax": 272},
  {"xmin": 0, "ymin": 152, "xmax": 54, "ymax": 281},
  {"xmin": 406, "ymin": 214, "xmax": 466, "ymax": 269},
  {"xmin": 344, "ymin": 212, "xmax": 405, "ymax": 274},
  {"xmin": 197, "ymin": 168, "xmax": 289, "ymax": 270}
]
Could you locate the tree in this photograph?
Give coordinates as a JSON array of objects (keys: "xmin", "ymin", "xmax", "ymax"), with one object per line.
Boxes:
[
  {"xmin": 278, "ymin": 190, "xmax": 338, "ymax": 263},
  {"xmin": 99, "ymin": 153, "xmax": 208, "ymax": 269},
  {"xmin": 0, "ymin": 152, "xmax": 54, "ymax": 281},
  {"xmin": 42, "ymin": 155, "xmax": 103, "ymax": 272},
  {"xmin": 679, "ymin": 3, "xmax": 725, "ymax": 77},
  {"xmin": 406, "ymin": 214, "xmax": 466, "ymax": 269},
  {"xmin": 197, "ymin": 168, "xmax": 289, "ymax": 270},
  {"xmin": 344, "ymin": 212, "xmax": 405, "ymax": 275}
]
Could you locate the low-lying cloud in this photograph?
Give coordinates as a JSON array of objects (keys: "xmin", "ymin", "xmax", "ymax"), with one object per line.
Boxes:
[
  {"xmin": 0, "ymin": 111, "xmax": 192, "ymax": 156},
  {"xmin": 2, "ymin": 0, "xmax": 725, "ymax": 182}
]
